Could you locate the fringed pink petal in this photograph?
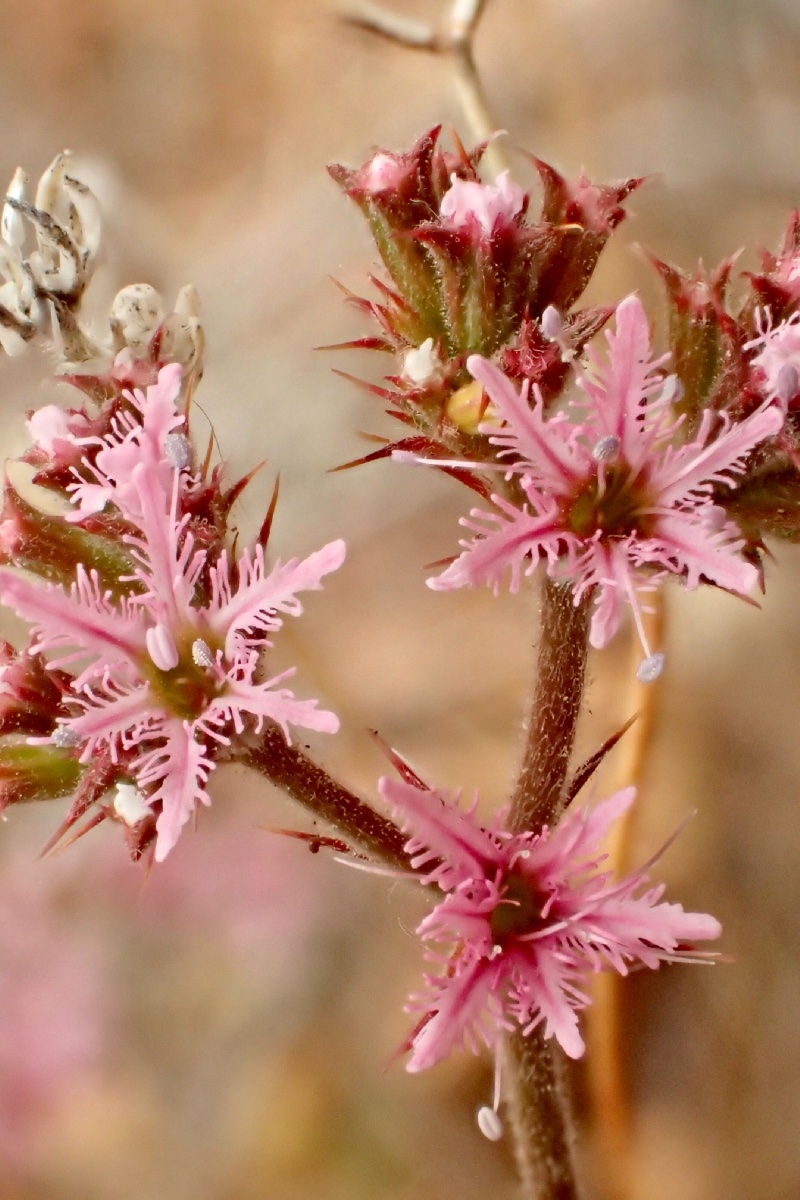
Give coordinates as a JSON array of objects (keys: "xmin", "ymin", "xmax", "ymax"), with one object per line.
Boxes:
[
  {"xmin": 467, "ymin": 355, "xmax": 581, "ymax": 493},
  {"xmin": 653, "ymin": 403, "xmax": 783, "ymax": 506},
  {"xmin": 380, "ymin": 777, "xmax": 501, "ymax": 886},
  {"xmin": 207, "ymin": 540, "xmax": 346, "ymax": 657},
  {"xmin": 579, "ymin": 293, "xmax": 669, "ymax": 459},
  {"xmin": 513, "ymin": 947, "xmax": 586, "ymax": 1059},
  {"xmin": 0, "ymin": 566, "xmax": 146, "ymax": 670},
  {"xmin": 69, "ymin": 679, "xmax": 160, "ymax": 760},
  {"xmin": 649, "ymin": 511, "xmax": 758, "ymax": 593},
  {"xmin": 211, "ymin": 675, "xmax": 340, "ymax": 739},
  {"xmin": 428, "ymin": 497, "xmax": 570, "ymax": 594},
  {"xmin": 406, "ymin": 956, "xmax": 504, "ymax": 1072},
  {"xmin": 135, "ymin": 719, "xmax": 215, "ymax": 862}
]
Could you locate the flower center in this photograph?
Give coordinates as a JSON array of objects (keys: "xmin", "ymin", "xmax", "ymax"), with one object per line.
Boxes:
[
  {"xmin": 489, "ymin": 871, "xmax": 547, "ymax": 943},
  {"xmin": 566, "ymin": 463, "xmax": 655, "ymax": 539},
  {"xmin": 144, "ymin": 635, "xmax": 223, "ymax": 721}
]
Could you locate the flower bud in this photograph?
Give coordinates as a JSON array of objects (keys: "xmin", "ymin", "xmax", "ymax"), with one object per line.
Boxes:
[
  {"xmin": 110, "ymin": 283, "xmax": 164, "ymax": 354},
  {"xmin": 744, "ymin": 211, "xmax": 800, "ymax": 325},
  {"xmin": 0, "ymin": 643, "xmax": 70, "ymax": 738},
  {"xmin": 650, "ymin": 254, "xmax": 737, "ymax": 429},
  {"xmin": 113, "ymin": 781, "xmax": 152, "ymax": 827}
]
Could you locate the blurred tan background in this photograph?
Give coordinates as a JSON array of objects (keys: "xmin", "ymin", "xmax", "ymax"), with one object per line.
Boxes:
[{"xmin": 1, "ymin": 2, "xmax": 800, "ymax": 1198}]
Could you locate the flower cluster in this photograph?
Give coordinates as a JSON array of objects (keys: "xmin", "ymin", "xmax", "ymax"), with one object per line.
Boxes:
[
  {"xmin": 334, "ymin": 132, "xmax": 796, "ymax": 671},
  {"xmin": 422, "ymin": 295, "xmax": 782, "ymax": 672},
  {"xmin": 0, "ymin": 152, "xmax": 101, "ymax": 357},
  {"xmin": 0, "ymin": 153, "xmax": 202, "ymax": 385},
  {"xmin": 0, "ymin": 366, "xmax": 345, "ymax": 861},
  {"xmin": 12, "ymin": 129, "xmax": 800, "ymax": 1158},
  {"xmin": 329, "ymin": 128, "xmax": 627, "ymax": 482},
  {"xmin": 380, "ymin": 776, "xmax": 720, "ymax": 1068}
]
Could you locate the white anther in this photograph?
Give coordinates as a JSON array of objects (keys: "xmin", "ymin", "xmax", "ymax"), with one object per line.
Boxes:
[
  {"xmin": 540, "ymin": 305, "xmax": 563, "ymax": 342},
  {"xmin": 636, "ymin": 652, "xmax": 665, "ymax": 684},
  {"xmin": 146, "ymin": 623, "xmax": 179, "ymax": 672},
  {"xmin": 704, "ymin": 504, "xmax": 728, "ymax": 532},
  {"xmin": 592, "ymin": 434, "xmax": 621, "ymax": 463},
  {"xmin": 402, "ymin": 338, "xmax": 439, "ymax": 386},
  {"xmin": 191, "ymin": 638, "xmax": 215, "ymax": 669},
  {"xmin": 477, "ymin": 1105, "xmax": 504, "ymax": 1141},
  {"xmin": 776, "ymin": 362, "xmax": 799, "ymax": 404},
  {"xmin": 660, "ymin": 374, "xmax": 683, "ymax": 405},
  {"xmin": 164, "ymin": 432, "xmax": 191, "ymax": 470},
  {"xmin": 489, "ymin": 944, "xmax": 503, "ymax": 960},
  {"xmin": 52, "ymin": 724, "xmax": 81, "ymax": 749},
  {"xmin": 113, "ymin": 781, "xmax": 152, "ymax": 827}
]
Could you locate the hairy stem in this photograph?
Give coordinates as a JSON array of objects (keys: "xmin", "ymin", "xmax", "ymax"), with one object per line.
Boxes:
[
  {"xmin": 239, "ymin": 722, "xmax": 411, "ymax": 872},
  {"xmin": 506, "ymin": 1030, "xmax": 584, "ymax": 1200},
  {"xmin": 509, "ymin": 576, "xmax": 591, "ymax": 835},
  {"xmin": 503, "ymin": 577, "xmax": 591, "ymax": 1200}
]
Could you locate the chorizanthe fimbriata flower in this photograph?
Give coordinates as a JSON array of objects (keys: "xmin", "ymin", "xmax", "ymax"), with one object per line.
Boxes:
[
  {"xmin": 0, "ymin": 366, "xmax": 345, "ymax": 861},
  {"xmin": 379, "ymin": 776, "xmax": 721, "ymax": 1069},
  {"xmin": 423, "ymin": 294, "xmax": 783, "ymax": 675}
]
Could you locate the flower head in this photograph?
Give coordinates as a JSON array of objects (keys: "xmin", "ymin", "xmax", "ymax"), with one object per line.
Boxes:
[
  {"xmin": 380, "ymin": 776, "xmax": 720, "ymax": 1069},
  {"xmin": 426, "ymin": 294, "xmax": 782, "ymax": 665},
  {"xmin": 0, "ymin": 366, "xmax": 346, "ymax": 860}
]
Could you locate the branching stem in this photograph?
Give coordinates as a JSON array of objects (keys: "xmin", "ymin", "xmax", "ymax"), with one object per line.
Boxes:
[
  {"xmin": 340, "ymin": 0, "xmax": 510, "ymax": 176},
  {"xmin": 239, "ymin": 722, "xmax": 412, "ymax": 872}
]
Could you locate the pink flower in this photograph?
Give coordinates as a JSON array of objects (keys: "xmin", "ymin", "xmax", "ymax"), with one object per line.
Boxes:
[
  {"xmin": 0, "ymin": 867, "xmax": 105, "ymax": 1168},
  {"xmin": 747, "ymin": 310, "xmax": 800, "ymax": 407},
  {"xmin": 26, "ymin": 405, "xmax": 90, "ymax": 458},
  {"xmin": 439, "ymin": 170, "xmax": 525, "ymax": 236},
  {"xmin": 379, "ymin": 776, "xmax": 721, "ymax": 1069},
  {"xmin": 65, "ymin": 360, "xmax": 187, "ymax": 521},
  {"xmin": 0, "ymin": 366, "xmax": 346, "ymax": 861},
  {"xmin": 427, "ymin": 295, "xmax": 782, "ymax": 670}
]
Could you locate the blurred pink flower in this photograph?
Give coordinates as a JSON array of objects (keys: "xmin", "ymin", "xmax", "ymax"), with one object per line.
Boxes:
[
  {"xmin": 0, "ymin": 366, "xmax": 346, "ymax": 860},
  {"xmin": 747, "ymin": 310, "xmax": 800, "ymax": 407},
  {"xmin": 106, "ymin": 820, "xmax": 331, "ymax": 959},
  {"xmin": 380, "ymin": 776, "xmax": 721, "ymax": 1069},
  {"xmin": 427, "ymin": 295, "xmax": 781, "ymax": 670},
  {"xmin": 0, "ymin": 868, "xmax": 104, "ymax": 1168},
  {"xmin": 439, "ymin": 170, "xmax": 525, "ymax": 236}
]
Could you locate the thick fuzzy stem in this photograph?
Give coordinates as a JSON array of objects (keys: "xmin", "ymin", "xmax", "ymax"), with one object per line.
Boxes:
[
  {"xmin": 504, "ymin": 577, "xmax": 591, "ymax": 1200},
  {"xmin": 509, "ymin": 577, "xmax": 591, "ymax": 835},
  {"xmin": 240, "ymin": 722, "xmax": 411, "ymax": 872},
  {"xmin": 506, "ymin": 1030, "xmax": 584, "ymax": 1200}
]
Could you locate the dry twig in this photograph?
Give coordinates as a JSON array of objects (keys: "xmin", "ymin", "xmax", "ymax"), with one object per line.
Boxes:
[{"xmin": 340, "ymin": 0, "xmax": 510, "ymax": 176}]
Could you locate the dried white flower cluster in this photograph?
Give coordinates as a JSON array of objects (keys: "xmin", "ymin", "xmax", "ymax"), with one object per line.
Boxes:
[{"xmin": 0, "ymin": 152, "xmax": 203, "ymax": 375}]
